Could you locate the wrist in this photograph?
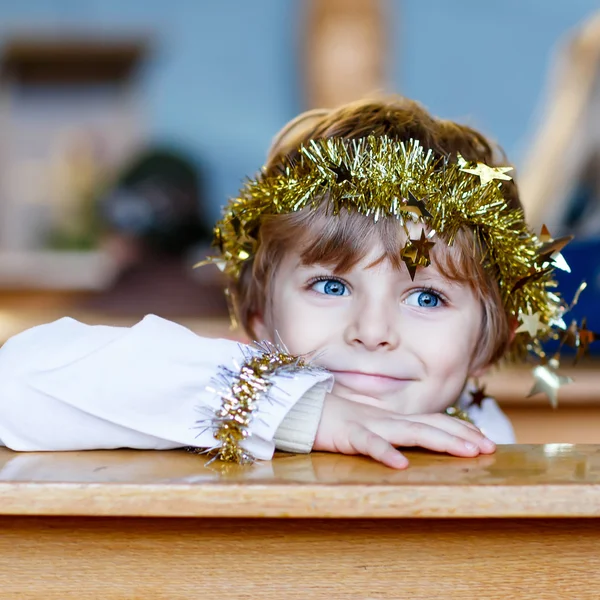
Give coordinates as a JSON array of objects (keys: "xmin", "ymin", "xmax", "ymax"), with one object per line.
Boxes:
[{"xmin": 274, "ymin": 381, "xmax": 328, "ymax": 453}]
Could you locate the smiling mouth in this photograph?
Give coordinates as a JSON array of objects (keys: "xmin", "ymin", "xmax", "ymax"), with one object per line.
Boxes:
[{"xmin": 329, "ymin": 370, "xmax": 414, "ymax": 395}]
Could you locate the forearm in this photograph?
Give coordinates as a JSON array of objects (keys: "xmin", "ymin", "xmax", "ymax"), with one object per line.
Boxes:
[{"xmin": 0, "ymin": 315, "xmax": 333, "ymax": 460}]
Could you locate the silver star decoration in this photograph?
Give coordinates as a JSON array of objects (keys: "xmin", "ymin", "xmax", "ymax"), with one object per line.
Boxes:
[{"xmin": 527, "ymin": 365, "xmax": 573, "ymax": 409}]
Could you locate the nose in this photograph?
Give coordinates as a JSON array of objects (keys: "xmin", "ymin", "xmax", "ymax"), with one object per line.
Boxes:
[{"xmin": 343, "ymin": 296, "xmax": 400, "ymax": 351}]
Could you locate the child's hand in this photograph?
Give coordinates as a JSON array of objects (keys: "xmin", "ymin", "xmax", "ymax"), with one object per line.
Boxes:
[{"xmin": 314, "ymin": 393, "xmax": 496, "ymax": 469}]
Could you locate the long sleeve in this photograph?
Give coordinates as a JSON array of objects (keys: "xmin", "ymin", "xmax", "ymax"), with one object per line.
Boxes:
[
  {"xmin": 273, "ymin": 381, "xmax": 328, "ymax": 453},
  {"xmin": 0, "ymin": 315, "xmax": 333, "ymax": 460}
]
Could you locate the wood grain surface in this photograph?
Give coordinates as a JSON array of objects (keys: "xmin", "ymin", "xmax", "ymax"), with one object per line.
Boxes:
[
  {"xmin": 2, "ymin": 446, "xmax": 600, "ymax": 599},
  {"xmin": 1, "ymin": 516, "xmax": 599, "ymax": 599},
  {"xmin": 2, "ymin": 445, "xmax": 600, "ymax": 518}
]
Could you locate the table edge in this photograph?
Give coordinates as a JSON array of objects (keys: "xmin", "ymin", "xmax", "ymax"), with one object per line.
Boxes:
[{"xmin": 1, "ymin": 482, "xmax": 600, "ymax": 518}]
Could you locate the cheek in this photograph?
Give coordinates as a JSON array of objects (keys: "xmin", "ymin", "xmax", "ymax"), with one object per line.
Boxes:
[
  {"xmin": 415, "ymin": 328, "xmax": 474, "ymax": 412},
  {"xmin": 416, "ymin": 311, "xmax": 482, "ymax": 377},
  {"xmin": 270, "ymin": 291, "xmax": 332, "ymax": 355}
]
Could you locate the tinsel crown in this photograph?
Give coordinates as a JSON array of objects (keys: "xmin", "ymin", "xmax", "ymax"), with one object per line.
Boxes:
[{"xmin": 206, "ymin": 135, "xmax": 570, "ymax": 362}]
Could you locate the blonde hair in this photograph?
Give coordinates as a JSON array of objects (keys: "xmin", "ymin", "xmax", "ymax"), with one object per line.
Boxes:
[{"xmin": 231, "ymin": 96, "xmax": 521, "ymax": 367}]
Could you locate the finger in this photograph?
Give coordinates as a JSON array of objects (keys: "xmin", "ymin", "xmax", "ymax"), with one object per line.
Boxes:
[
  {"xmin": 346, "ymin": 425, "xmax": 409, "ymax": 469},
  {"xmin": 371, "ymin": 420, "xmax": 483, "ymax": 457},
  {"xmin": 404, "ymin": 412, "xmax": 481, "ymax": 432},
  {"xmin": 403, "ymin": 414, "xmax": 496, "ymax": 453}
]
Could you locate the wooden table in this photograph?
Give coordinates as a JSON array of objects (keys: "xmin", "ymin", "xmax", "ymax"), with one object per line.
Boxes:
[{"xmin": 1, "ymin": 445, "xmax": 600, "ymax": 599}]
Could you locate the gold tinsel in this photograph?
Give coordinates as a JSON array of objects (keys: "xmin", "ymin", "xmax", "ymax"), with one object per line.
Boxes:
[
  {"xmin": 206, "ymin": 136, "xmax": 567, "ymax": 362},
  {"xmin": 196, "ymin": 342, "xmax": 311, "ymax": 464}
]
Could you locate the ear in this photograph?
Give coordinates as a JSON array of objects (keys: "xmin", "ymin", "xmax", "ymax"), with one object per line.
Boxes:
[
  {"xmin": 249, "ymin": 312, "xmax": 271, "ymax": 341},
  {"xmin": 469, "ymin": 363, "xmax": 489, "ymax": 380}
]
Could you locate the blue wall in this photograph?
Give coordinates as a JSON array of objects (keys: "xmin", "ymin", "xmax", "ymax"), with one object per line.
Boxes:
[
  {"xmin": 392, "ymin": 0, "xmax": 600, "ymax": 163},
  {"xmin": 0, "ymin": 0, "xmax": 599, "ymax": 221}
]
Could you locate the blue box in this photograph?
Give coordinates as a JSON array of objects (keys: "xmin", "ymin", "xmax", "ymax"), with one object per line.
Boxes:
[{"xmin": 553, "ymin": 240, "xmax": 600, "ymax": 356}]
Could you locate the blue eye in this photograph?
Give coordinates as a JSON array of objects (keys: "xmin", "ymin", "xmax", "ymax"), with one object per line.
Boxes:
[
  {"xmin": 405, "ymin": 290, "xmax": 441, "ymax": 308},
  {"xmin": 312, "ymin": 279, "xmax": 349, "ymax": 296}
]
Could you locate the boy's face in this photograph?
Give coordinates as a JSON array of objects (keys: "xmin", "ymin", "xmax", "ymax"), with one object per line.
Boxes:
[{"xmin": 253, "ymin": 232, "xmax": 485, "ymax": 414}]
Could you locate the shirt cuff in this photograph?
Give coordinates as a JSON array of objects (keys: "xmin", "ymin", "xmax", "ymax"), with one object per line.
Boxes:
[{"xmin": 272, "ymin": 381, "xmax": 328, "ymax": 453}]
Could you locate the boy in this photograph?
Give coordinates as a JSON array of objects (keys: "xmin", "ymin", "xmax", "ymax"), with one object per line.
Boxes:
[{"xmin": 0, "ymin": 97, "xmax": 571, "ymax": 468}]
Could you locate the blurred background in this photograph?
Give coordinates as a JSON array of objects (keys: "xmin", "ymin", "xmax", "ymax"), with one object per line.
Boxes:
[{"xmin": 0, "ymin": 0, "xmax": 598, "ymax": 441}]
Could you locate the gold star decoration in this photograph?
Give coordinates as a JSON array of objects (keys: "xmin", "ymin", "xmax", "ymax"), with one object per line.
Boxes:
[
  {"xmin": 469, "ymin": 383, "xmax": 488, "ymax": 408},
  {"xmin": 558, "ymin": 318, "xmax": 599, "ymax": 364},
  {"xmin": 400, "ymin": 230, "xmax": 436, "ymax": 280},
  {"xmin": 537, "ymin": 225, "xmax": 573, "ymax": 273},
  {"xmin": 412, "ymin": 229, "xmax": 435, "ymax": 264},
  {"xmin": 400, "ymin": 242, "xmax": 419, "ymax": 280},
  {"xmin": 560, "ymin": 319, "xmax": 580, "ymax": 349},
  {"xmin": 516, "ymin": 308, "xmax": 546, "ymax": 338},
  {"xmin": 330, "ymin": 163, "xmax": 353, "ymax": 185},
  {"xmin": 511, "ymin": 266, "xmax": 553, "ymax": 294},
  {"xmin": 576, "ymin": 318, "xmax": 599, "ymax": 363},
  {"xmin": 527, "ymin": 364, "xmax": 573, "ymax": 409},
  {"xmin": 458, "ymin": 155, "xmax": 513, "ymax": 186},
  {"xmin": 401, "ymin": 191, "xmax": 432, "ymax": 219},
  {"xmin": 194, "ymin": 256, "xmax": 228, "ymax": 272}
]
